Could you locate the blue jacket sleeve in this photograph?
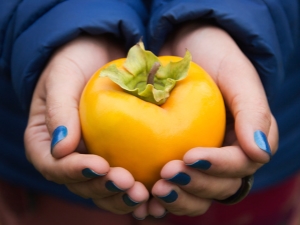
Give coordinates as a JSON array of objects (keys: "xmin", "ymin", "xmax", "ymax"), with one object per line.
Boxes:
[
  {"xmin": 147, "ymin": 0, "xmax": 300, "ymax": 100},
  {"xmin": 0, "ymin": 0, "xmax": 148, "ymax": 111}
]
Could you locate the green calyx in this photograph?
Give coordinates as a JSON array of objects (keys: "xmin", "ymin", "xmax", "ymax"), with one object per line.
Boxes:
[{"xmin": 99, "ymin": 41, "xmax": 192, "ymax": 105}]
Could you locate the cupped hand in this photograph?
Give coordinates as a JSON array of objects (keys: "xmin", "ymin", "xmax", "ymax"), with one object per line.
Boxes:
[
  {"xmin": 24, "ymin": 34, "xmax": 149, "ymax": 215},
  {"xmin": 145, "ymin": 22, "xmax": 278, "ymax": 218}
]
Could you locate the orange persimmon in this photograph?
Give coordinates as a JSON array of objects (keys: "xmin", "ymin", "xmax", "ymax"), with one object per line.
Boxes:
[{"xmin": 79, "ymin": 42, "xmax": 225, "ymax": 190}]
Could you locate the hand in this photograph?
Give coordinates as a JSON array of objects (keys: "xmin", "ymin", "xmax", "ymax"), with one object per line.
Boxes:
[
  {"xmin": 24, "ymin": 35, "xmax": 149, "ymax": 216},
  {"xmin": 143, "ymin": 22, "xmax": 278, "ymax": 218}
]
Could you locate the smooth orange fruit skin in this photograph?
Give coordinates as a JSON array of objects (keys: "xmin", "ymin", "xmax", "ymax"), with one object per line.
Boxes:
[{"xmin": 79, "ymin": 56, "xmax": 226, "ymax": 190}]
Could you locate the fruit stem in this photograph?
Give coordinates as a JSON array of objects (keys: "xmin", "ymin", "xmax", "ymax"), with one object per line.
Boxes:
[{"xmin": 147, "ymin": 62, "xmax": 160, "ymax": 85}]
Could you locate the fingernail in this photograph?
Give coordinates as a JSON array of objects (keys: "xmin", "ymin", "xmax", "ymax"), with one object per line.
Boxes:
[
  {"xmin": 51, "ymin": 126, "xmax": 68, "ymax": 152},
  {"xmin": 254, "ymin": 130, "xmax": 272, "ymax": 158},
  {"xmin": 82, "ymin": 168, "xmax": 104, "ymax": 178},
  {"xmin": 157, "ymin": 190, "xmax": 178, "ymax": 203},
  {"xmin": 166, "ymin": 172, "xmax": 191, "ymax": 185},
  {"xmin": 122, "ymin": 194, "xmax": 139, "ymax": 206},
  {"xmin": 186, "ymin": 160, "xmax": 211, "ymax": 170},
  {"xmin": 122, "ymin": 194, "xmax": 139, "ymax": 207},
  {"xmin": 132, "ymin": 213, "xmax": 145, "ymax": 220},
  {"xmin": 105, "ymin": 180, "xmax": 124, "ymax": 192}
]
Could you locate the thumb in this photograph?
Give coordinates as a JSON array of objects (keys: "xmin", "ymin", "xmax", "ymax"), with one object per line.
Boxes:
[
  {"xmin": 233, "ymin": 95, "xmax": 278, "ymax": 164},
  {"xmin": 45, "ymin": 60, "xmax": 87, "ymax": 159},
  {"xmin": 166, "ymin": 22, "xmax": 278, "ymax": 164},
  {"xmin": 44, "ymin": 35, "xmax": 125, "ymax": 159},
  {"xmin": 219, "ymin": 53, "xmax": 278, "ymax": 164}
]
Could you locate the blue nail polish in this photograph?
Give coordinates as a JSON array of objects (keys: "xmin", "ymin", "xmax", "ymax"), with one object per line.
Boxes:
[
  {"xmin": 167, "ymin": 172, "xmax": 191, "ymax": 185},
  {"xmin": 122, "ymin": 194, "xmax": 139, "ymax": 207},
  {"xmin": 105, "ymin": 180, "xmax": 124, "ymax": 192},
  {"xmin": 51, "ymin": 126, "xmax": 68, "ymax": 152},
  {"xmin": 82, "ymin": 168, "xmax": 103, "ymax": 178},
  {"xmin": 254, "ymin": 130, "xmax": 272, "ymax": 158},
  {"xmin": 158, "ymin": 190, "xmax": 178, "ymax": 203},
  {"xmin": 186, "ymin": 160, "xmax": 211, "ymax": 170}
]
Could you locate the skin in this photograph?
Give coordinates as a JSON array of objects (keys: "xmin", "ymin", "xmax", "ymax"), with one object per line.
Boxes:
[
  {"xmin": 24, "ymin": 23, "xmax": 278, "ymax": 224},
  {"xmin": 24, "ymin": 35, "xmax": 149, "ymax": 216},
  {"xmin": 145, "ymin": 22, "xmax": 278, "ymax": 220}
]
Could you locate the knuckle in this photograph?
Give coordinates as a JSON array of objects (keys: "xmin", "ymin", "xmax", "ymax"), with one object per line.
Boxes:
[
  {"xmin": 233, "ymin": 94, "xmax": 272, "ymax": 128},
  {"xmin": 45, "ymin": 101, "xmax": 63, "ymax": 128},
  {"xmin": 254, "ymin": 107, "xmax": 271, "ymax": 127}
]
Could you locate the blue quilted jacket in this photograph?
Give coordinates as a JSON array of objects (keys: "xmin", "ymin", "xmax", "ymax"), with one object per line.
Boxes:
[{"xmin": 0, "ymin": 0, "xmax": 299, "ymax": 206}]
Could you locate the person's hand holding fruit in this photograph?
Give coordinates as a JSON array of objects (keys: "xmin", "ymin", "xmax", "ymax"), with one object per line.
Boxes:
[
  {"xmin": 24, "ymin": 22, "xmax": 278, "ymax": 221},
  {"xmin": 24, "ymin": 35, "xmax": 150, "ymax": 216},
  {"xmin": 143, "ymin": 22, "xmax": 278, "ymax": 219}
]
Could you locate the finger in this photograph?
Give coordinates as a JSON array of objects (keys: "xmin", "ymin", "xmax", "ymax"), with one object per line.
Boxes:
[
  {"xmin": 184, "ymin": 145, "xmax": 259, "ymax": 177},
  {"xmin": 205, "ymin": 37, "xmax": 278, "ymax": 163},
  {"xmin": 218, "ymin": 53, "xmax": 278, "ymax": 163},
  {"xmin": 93, "ymin": 181, "xmax": 149, "ymax": 215},
  {"xmin": 26, "ymin": 124, "xmax": 109, "ymax": 184},
  {"xmin": 152, "ymin": 179, "xmax": 212, "ymax": 217},
  {"xmin": 132, "ymin": 202, "xmax": 149, "ymax": 220},
  {"xmin": 66, "ymin": 167, "xmax": 135, "ymax": 199},
  {"xmin": 45, "ymin": 65, "xmax": 84, "ymax": 159},
  {"xmin": 25, "ymin": 130, "xmax": 110, "ymax": 184},
  {"xmin": 161, "ymin": 160, "xmax": 241, "ymax": 200},
  {"xmin": 168, "ymin": 24, "xmax": 278, "ymax": 163},
  {"xmin": 43, "ymin": 35, "xmax": 124, "ymax": 158},
  {"xmin": 25, "ymin": 114, "xmax": 113, "ymax": 185},
  {"xmin": 148, "ymin": 198, "xmax": 168, "ymax": 219},
  {"xmin": 182, "ymin": 118, "xmax": 278, "ymax": 178},
  {"xmin": 44, "ymin": 56, "xmax": 100, "ymax": 158},
  {"xmin": 184, "ymin": 113, "xmax": 279, "ymax": 177}
]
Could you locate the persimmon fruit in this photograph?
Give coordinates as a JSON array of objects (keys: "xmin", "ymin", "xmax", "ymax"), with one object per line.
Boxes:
[{"xmin": 79, "ymin": 42, "xmax": 225, "ymax": 190}]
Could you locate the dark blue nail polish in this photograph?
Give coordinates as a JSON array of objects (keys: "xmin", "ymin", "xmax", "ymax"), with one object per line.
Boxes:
[
  {"xmin": 51, "ymin": 126, "xmax": 68, "ymax": 152},
  {"xmin": 186, "ymin": 160, "xmax": 211, "ymax": 170},
  {"xmin": 158, "ymin": 190, "xmax": 178, "ymax": 203},
  {"xmin": 105, "ymin": 180, "xmax": 124, "ymax": 192},
  {"xmin": 82, "ymin": 168, "xmax": 103, "ymax": 178},
  {"xmin": 254, "ymin": 130, "xmax": 272, "ymax": 158},
  {"xmin": 122, "ymin": 194, "xmax": 139, "ymax": 207},
  {"xmin": 167, "ymin": 172, "xmax": 191, "ymax": 185}
]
